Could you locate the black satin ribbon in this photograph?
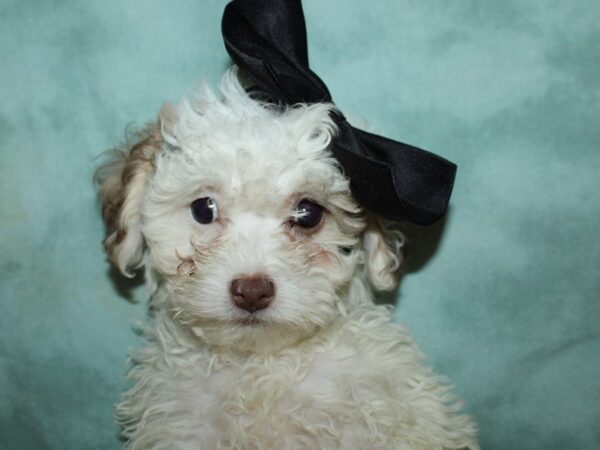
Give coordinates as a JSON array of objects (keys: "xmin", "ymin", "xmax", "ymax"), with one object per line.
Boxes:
[{"xmin": 222, "ymin": 0, "xmax": 456, "ymax": 225}]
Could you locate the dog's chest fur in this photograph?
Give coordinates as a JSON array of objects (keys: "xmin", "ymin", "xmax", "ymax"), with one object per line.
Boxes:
[{"xmin": 118, "ymin": 305, "xmax": 476, "ymax": 450}]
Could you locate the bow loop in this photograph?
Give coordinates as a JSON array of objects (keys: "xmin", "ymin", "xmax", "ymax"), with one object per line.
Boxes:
[
  {"xmin": 222, "ymin": 0, "xmax": 456, "ymax": 225},
  {"xmin": 222, "ymin": 0, "xmax": 330, "ymax": 104}
]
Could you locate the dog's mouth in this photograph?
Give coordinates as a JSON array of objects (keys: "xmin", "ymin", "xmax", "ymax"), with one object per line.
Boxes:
[{"xmin": 235, "ymin": 316, "xmax": 264, "ymax": 326}]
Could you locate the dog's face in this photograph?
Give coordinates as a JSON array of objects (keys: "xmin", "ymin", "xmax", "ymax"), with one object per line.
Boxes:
[{"xmin": 97, "ymin": 71, "xmax": 402, "ymax": 353}]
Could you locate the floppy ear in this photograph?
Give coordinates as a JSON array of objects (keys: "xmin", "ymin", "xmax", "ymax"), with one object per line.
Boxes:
[
  {"xmin": 95, "ymin": 124, "xmax": 163, "ymax": 277},
  {"xmin": 362, "ymin": 216, "xmax": 405, "ymax": 291}
]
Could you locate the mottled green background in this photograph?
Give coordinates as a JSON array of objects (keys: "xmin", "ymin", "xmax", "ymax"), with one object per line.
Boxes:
[{"xmin": 1, "ymin": 0, "xmax": 599, "ymax": 448}]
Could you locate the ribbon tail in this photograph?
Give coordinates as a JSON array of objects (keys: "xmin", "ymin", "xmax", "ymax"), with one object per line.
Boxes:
[{"xmin": 333, "ymin": 122, "xmax": 456, "ymax": 225}]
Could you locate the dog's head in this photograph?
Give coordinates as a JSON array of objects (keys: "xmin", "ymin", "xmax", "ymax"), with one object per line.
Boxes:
[{"xmin": 97, "ymin": 69, "xmax": 403, "ymax": 352}]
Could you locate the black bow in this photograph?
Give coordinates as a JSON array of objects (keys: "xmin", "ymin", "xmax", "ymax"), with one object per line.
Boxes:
[{"xmin": 222, "ymin": 0, "xmax": 456, "ymax": 225}]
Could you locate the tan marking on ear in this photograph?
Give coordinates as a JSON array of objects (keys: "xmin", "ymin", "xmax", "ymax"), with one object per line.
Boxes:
[{"xmin": 94, "ymin": 124, "xmax": 163, "ymax": 276}]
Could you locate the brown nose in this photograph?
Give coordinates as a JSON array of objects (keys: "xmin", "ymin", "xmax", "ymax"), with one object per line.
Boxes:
[{"xmin": 230, "ymin": 275, "xmax": 275, "ymax": 313}]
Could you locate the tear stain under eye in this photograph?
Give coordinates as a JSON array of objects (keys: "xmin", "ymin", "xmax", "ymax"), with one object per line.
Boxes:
[
  {"xmin": 281, "ymin": 237, "xmax": 331, "ymax": 266},
  {"xmin": 175, "ymin": 238, "xmax": 219, "ymax": 275},
  {"xmin": 176, "ymin": 253, "xmax": 196, "ymax": 275},
  {"xmin": 307, "ymin": 244, "xmax": 336, "ymax": 266}
]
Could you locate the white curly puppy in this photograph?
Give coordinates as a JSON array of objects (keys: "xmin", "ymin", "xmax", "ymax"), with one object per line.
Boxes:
[{"xmin": 97, "ymin": 68, "xmax": 478, "ymax": 450}]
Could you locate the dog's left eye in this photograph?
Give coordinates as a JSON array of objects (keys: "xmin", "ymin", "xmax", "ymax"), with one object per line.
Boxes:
[
  {"xmin": 191, "ymin": 197, "xmax": 218, "ymax": 224},
  {"xmin": 292, "ymin": 199, "xmax": 323, "ymax": 228}
]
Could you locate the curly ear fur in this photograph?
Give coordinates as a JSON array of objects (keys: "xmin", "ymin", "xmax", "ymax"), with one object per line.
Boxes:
[
  {"xmin": 94, "ymin": 125, "xmax": 163, "ymax": 277},
  {"xmin": 362, "ymin": 216, "xmax": 405, "ymax": 291}
]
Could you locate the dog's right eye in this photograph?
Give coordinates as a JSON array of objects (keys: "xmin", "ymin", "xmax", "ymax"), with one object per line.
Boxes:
[{"xmin": 191, "ymin": 197, "xmax": 218, "ymax": 224}]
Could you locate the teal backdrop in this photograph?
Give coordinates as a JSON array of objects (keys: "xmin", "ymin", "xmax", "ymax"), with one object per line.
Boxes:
[{"xmin": 1, "ymin": 0, "xmax": 599, "ymax": 448}]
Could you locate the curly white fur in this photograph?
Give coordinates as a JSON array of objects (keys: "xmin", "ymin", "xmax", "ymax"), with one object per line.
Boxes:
[{"xmin": 96, "ymin": 68, "xmax": 478, "ymax": 450}]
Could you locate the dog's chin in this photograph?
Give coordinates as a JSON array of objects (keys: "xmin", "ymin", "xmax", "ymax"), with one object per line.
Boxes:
[{"xmin": 189, "ymin": 317, "xmax": 320, "ymax": 354}]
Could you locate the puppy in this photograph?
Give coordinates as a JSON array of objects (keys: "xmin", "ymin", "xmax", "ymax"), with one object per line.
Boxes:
[{"xmin": 96, "ymin": 68, "xmax": 478, "ymax": 450}]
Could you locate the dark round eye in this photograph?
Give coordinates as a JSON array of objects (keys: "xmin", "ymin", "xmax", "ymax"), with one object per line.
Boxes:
[
  {"xmin": 191, "ymin": 197, "xmax": 218, "ymax": 224},
  {"xmin": 293, "ymin": 199, "xmax": 323, "ymax": 228}
]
